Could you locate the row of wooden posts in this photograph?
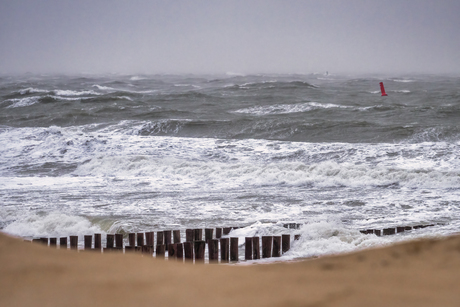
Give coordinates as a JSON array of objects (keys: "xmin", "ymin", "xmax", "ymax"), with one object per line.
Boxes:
[
  {"xmin": 359, "ymin": 224, "xmax": 436, "ymax": 236},
  {"xmin": 31, "ymin": 227, "xmax": 300, "ymax": 263}
]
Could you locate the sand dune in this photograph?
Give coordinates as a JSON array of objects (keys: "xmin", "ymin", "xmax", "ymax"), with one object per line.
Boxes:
[{"xmin": 1, "ymin": 232, "xmax": 460, "ymax": 306}]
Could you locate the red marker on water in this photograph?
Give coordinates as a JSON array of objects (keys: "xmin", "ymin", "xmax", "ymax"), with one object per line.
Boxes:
[{"xmin": 379, "ymin": 82, "xmax": 388, "ymax": 96}]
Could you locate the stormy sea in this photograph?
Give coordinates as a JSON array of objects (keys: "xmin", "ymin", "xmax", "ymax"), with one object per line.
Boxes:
[{"xmin": 1, "ymin": 72, "xmax": 459, "ymax": 261}]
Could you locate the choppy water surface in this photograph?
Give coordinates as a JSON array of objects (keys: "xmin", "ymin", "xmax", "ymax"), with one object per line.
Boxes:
[{"xmin": 1, "ymin": 73, "xmax": 459, "ymax": 260}]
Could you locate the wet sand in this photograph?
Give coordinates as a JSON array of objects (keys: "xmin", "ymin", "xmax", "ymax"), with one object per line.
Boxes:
[{"xmin": 1, "ymin": 232, "xmax": 460, "ymax": 306}]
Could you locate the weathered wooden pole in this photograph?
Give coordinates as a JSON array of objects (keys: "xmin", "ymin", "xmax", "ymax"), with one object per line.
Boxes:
[
  {"xmin": 137, "ymin": 233, "xmax": 144, "ymax": 247},
  {"xmin": 184, "ymin": 242, "xmax": 193, "ymax": 261},
  {"xmin": 156, "ymin": 245, "xmax": 165, "ymax": 258},
  {"xmin": 252, "ymin": 237, "xmax": 260, "ymax": 260},
  {"xmin": 383, "ymin": 228, "xmax": 396, "ymax": 235},
  {"xmin": 230, "ymin": 237, "xmax": 239, "ymax": 262},
  {"xmin": 60, "ymin": 237, "xmax": 67, "ymax": 249},
  {"xmin": 194, "ymin": 229, "xmax": 202, "ymax": 242},
  {"xmin": 142, "ymin": 245, "xmax": 154, "ymax": 255},
  {"xmin": 404, "ymin": 226, "xmax": 412, "ymax": 231},
  {"xmin": 220, "ymin": 238, "xmax": 229, "ymax": 263},
  {"xmin": 106, "ymin": 234, "xmax": 114, "ymax": 249},
  {"xmin": 289, "ymin": 223, "xmax": 296, "ymax": 229},
  {"xmin": 173, "ymin": 230, "xmax": 181, "ymax": 244},
  {"xmin": 194, "ymin": 241, "xmax": 205, "ymax": 263},
  {"xmin": 205, "ymin": 228, "xmax": 214, "ymax": 243},
  {"xmin": 40, "ymin": 237, "xmax": 48, "ymax": 245},
  {"xmin": 223, "ymin": 227, "xmax": 232, "ymax": 235},
  {"xmin": 272, "ymin": 236, "xmax": 281, "ymax": 257},
  {"xmin": 397, "ymin": 227, "xmax": 405, "ymax": 233},
  {"xmin": 282, "ymin": 234, "xmax": 290, "ymax": 254},
  {"xmin": 157, "ymin": 231, "xmax": 164, "ymax": 246},
  {"xmin": 94, "ymin": 234, "xmax": 101, "ymax": 250},
  {"xmin": 185, "ymin": 229, "xmax": 194, "ymax": 242},
  {"xmin": 49, "ymin": 238, "xmax": 57, "ymax": 247},
  {"xmin": 215, "ymin": 228, "xmax": 222, "ymax": 239},
  {"xmin": 168, "ymin": 243, "xmax": 177, "ymax": 259},
  {"xmin": 128, "ymin": 233, "xmax": 136, "ymax": 247},
  {"xmin": 374, "ymin": 230, "xmax": 381, "ymax": 236},
  {"xmin": 70, "ymin": 236, "xmax": 78, "ymax": 250},
  {"xmin": 164, "ymin": 230, "xmax": 172, "ymax": 248},
  {"xmin": 145, "ymin": 231, "xmax": 154, "ymax": 246},
  {"xmin": 84, "ymin": 235, "xmax": 92, "ymax": 250},
  {"xmin": 262, "ymin": 236, "xmax": 273, "ymax": 258},
  {"xmin": 294, "ymin": 234, "xmax": 301, "ymax": 240},
  {"xmin": 176, "ymin": 243, "xmax": 184, "ymax": 262},
  {"xmin": 245, "ymin": 237, "xmax": 253, "ymax": 260},
  {"xmin": 208, "ymin": 239, "xmax": 219, "ymax": 263},
  {"xmin": 115, "ymin": 234, "xmax": 123, "ymax": 250}
]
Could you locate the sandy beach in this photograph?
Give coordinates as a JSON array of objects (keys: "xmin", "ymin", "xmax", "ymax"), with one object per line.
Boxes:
[{"xmin": 1, "ymin": 232, "xmax": 459, "ymax": 307}]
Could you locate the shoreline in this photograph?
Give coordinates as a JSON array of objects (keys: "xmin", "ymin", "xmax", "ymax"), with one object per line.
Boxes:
[{"xmin": 1, "ymin": 231, "xmax": 460, "ymax": 306}]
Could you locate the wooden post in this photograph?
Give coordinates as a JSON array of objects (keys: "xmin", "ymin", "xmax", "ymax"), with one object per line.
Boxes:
[
  {"xmin": 60, "ymin": 237, "xmax": 67, "ymax": 249},
  {"xmin": 194, "ymin": 241, "xmax": 205, "ymax": 263},
  {"xmin": 294, "ymin": 234, "xmax": 301, "ymax": 240},
  {"xmin": 128, "ymin": 233, "xmax": 136, "ymax": 247},
  {"xmin": 156, "ymin": 245, "xmax": 165, "ymax": 258},
  {"xmin": 223, "ymin": 227, "xmax": 232, "ymax": 235},
  {"xmin": 383, "ymin": 228, "xmax": 396, "ymax": 235},
  {"xmin": 245, "ymin": 237, "xmax": 253, "ymax": 260},
  {"xmin": 106, "ymin": 234, "xmax": 114, "ymax": 248},
  {"xmin": 184, "ymin": 242, "xmax": 193, "ymax": 261},
  {"xmin": 94, "ymin": 234, "xmax": 101, "ymax": 250},
  {"xmin": 168, "ymin": 243, "xmax": 177, "ymax": 260},
  {"xmin": 137, "ymin": 233, "xmax": 144, "ymax": 247},
  {"xmin": 272, "ymin": 236, "xmax": 281, "ymax": 257},
  {"xmin": 164, "ymin": 230, "xmax": 172, "ymax": 248},
  {"xmin": 49, "ymin": 238, "xmax": 57, "ymax": 247},
  {"xmin": 262, "ymin": 236, "xmax": 273, "ymax": 258},
  {"xmin": 157, "ymin": 231, "xmax": 164, "ymax": 246},
  {"xmin": 84, "ymin": 235, "xmax": 92, "ymax": 250},
  {"xmin": 176, "ymin": 243, "xmax": 184, "ymax": 262},
  {"xmin": 173, "ymin": 230, "xmax": 181, "ymax": 244},
  {"xmin": 185, "ymin": 229, "xmax": 194, "ymax": 242},
  {"xmin": 208, "ymin": 239, "xmax": 219, "ymax": 263},
  {"xmin": 397, "ymin": 227, "xmax": 405, "ymax": 233},
  {"xmin": 194, "ymin": 229, "xmax": 202, "ymax": 242},
  {"xmin": 404, "ymin": 226, "xmax": 412, "ymax": 231},
  {"xmin": 252, "ymin": 237, "xmax": 260, "ymax": 260},
  {"xmin": 70, "ymin": 236, "xmax": 78, "ymax": 250},
  {"xmin": 142, "ymin": 245, "xmax": 154, "ymax": 255},
  {"xmin": 230, "ymin": 237, "xmax": 239, "ymax": 262},
  {"xmin": 282, "ymin": 234, "xmax": 290, "ymax": 253},
  {"xmin": 40, "ymin": 237, "xmax": 48, "ymax": 245},
  {"xmin": 205, "ymin": 228, "xmax": 214, "ymax": 243},
  {"xmin": 115, "ymin": 234, "xmax": 123, "ymax": 249},
  {"xmin": 374, "ymin": 230, "xmax": 381, "ymax": 236},
  {"xmin": 145, "ymin": 232, "xmax": 154, "ymax": 246},
  {"xmin": 216, "ymin": 228, "xmax": 222, "ymax": 239},
  {"xmin": 220, "ymin": 238, "xmax": 229, "ymax": 263},
  {"xmin": 289, "ymin": 223, "xmax": 296, "ymax": 229}
]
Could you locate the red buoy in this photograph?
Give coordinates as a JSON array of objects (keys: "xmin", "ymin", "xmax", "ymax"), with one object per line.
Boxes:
[{"xmin": 379, "ymin": 82, "xmax": 388, "ymax": 96}]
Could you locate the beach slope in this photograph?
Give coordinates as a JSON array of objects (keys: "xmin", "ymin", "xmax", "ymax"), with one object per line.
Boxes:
[{"xmin": 1, "ymin": 232, "xmax": 459, "ymax": 306}]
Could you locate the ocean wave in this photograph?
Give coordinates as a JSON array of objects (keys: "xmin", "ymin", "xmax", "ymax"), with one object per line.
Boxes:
[
  {"xmin": 92, "ymin": 84, "xmax": 115, "ymax": 90},
  {"xmin": 72, "ymin": 157, "xmax": 460, "ymax": 189},
  {"xmin": 18, "ymin": 88, "xmax": 50, "ymax": 95},
  {"xmin": 2, "ymin": 211, "xmax": 103, "ymax": 237},
  {"xmin": 5, "ymin": 96, "xmax": 41, "ymax": 108},
  {"xmin": 53, "ymin": 89, "xmax": 101, "ymax": 96},
  {"xmin": 234, "ymin": 102, "xmax": 350, "ymax": 115}
]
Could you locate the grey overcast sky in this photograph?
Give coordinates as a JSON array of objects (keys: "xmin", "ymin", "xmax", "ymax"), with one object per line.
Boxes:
[{"xmin": 0, "ymin": 0, "xmax": 459, "ymax": 75}]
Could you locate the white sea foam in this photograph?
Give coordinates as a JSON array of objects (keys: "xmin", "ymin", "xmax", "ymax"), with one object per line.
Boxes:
[
  {"xmin": 53, "ymin": 89, "xmax": 101, "ymax": 96},
  {"xmin": 5, "ymin": 96, "xmax": 41, "ymax": 108},
  {"xmin": 18, "ymin": 88, "xmax": 50, "ymax": 95},
  {"xmin": 391, "ymin": 79, "xmax": 415, "ymax": 83},
  {"xmin": 92, "ymin": 84, "xmax": 115, "ymax": 90},
  {"xmin": 234, "ymin": 102, "xmax": 350, "ymax": 115}
]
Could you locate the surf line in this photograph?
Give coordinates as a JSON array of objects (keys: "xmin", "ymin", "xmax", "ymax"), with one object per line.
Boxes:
[{"xmin": 379, "ymin": 82, "xmax": 388, "ymax": 96}]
